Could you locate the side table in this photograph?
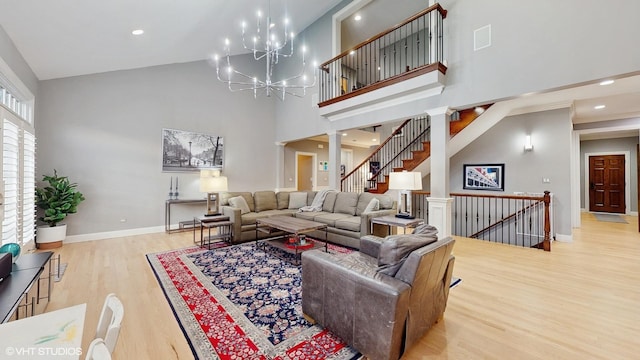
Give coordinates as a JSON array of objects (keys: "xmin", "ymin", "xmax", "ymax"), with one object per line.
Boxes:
[
  {"xmin": 193, "ymin": 215, "xmax": 233, "ymax": 249},
  {"xmin": 370, "ymin": 215, "xmax": 425, "ymax": 236}
]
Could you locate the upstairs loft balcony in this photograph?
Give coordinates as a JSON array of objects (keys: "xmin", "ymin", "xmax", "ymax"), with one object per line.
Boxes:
[{"xmin": 318, "ymin": 4, "xmax": 448, "ymax": 120}]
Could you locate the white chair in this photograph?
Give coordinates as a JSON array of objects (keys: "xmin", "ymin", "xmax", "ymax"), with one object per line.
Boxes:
[
  {"xmin": 95, "ymin": 293, "xmax": 124, "ymax": 354},
  {"xmin": 85, "ymin": 338, "xmax": 111, "ymax": 360}
]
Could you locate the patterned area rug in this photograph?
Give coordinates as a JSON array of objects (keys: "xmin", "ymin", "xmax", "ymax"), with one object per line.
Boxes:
[{"xmin": 147, "ymin": 242, "xmax": 360, "ymax": 360}]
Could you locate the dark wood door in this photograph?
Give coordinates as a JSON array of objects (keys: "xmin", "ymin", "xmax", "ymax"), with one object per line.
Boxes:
[{"xmin": 589, "ymin": 155, "xmax": 625, "ymax": 213}]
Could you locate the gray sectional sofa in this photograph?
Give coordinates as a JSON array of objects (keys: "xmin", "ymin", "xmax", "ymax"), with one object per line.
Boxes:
[{"xmin": 219, "ymin": 190, "xmax": 396, "ymax": 249}]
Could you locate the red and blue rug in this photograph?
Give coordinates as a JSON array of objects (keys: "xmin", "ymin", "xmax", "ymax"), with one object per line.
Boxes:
[{"xmin": 147, "ymin": 242, "xmax": 360, "ymax": 360}]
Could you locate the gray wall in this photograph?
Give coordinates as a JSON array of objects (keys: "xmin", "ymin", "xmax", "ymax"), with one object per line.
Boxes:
[
  {"xmin": 0, "ymin": 25, "xmax": 38, "ymax": 98},
  {"xmin": 580, "ymin": 137, "xmax": 639, "ymax": 211},
  {"xmin": 440, "ymin": 108, "xmax": 573, "ymax": 236},
  {"xmin": 36, "ymin": 58, "xmax": 276, "ymax": 236}
]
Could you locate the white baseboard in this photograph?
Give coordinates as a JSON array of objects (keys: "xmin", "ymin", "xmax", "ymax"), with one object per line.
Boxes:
[
  {"xmin": 555, "ymin": 233, "xmax": 573, "ymax": 242},
  {"xmin": 64, "ymin": 226, "xmax": 165, "ymax": 243},
  {"xmin": 629, "ymin": 211, "xmax": 638, "ymax": 216}
]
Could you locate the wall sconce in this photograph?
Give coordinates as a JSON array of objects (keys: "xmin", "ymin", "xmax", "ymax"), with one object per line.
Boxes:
[{"xmin": 524, "ymin": 135, "xmax": 533, "ymax": 151}]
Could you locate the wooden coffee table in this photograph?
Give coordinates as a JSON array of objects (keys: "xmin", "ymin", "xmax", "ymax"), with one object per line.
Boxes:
[{"xmin": 255, "ymin": 216, "xmax": 328, "ymax": 264}]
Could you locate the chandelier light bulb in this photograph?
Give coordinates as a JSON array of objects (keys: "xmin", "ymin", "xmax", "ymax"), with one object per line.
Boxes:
[{"xmin": 213, "ymin": 2, "xmax": 317, "ymax": 100}]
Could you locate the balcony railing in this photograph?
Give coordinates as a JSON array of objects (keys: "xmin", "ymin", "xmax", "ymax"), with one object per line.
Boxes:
[
  {"xmin": 413, "ymin": 191, "xmax": 553, "ymax": 251},
  {"xmin": 318, "ymin": 4, "xmax": 447, "ymax": 106}
]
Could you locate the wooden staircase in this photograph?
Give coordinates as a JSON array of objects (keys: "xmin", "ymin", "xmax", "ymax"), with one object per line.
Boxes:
[{"xmin": 367, "ymin": 104, "xmax": 491, "ymax": 193}]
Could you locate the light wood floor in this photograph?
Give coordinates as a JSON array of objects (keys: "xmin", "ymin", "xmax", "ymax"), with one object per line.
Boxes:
[{"xmin": 44, "ymin": 213, "xmax": 639, "ymax": 359}]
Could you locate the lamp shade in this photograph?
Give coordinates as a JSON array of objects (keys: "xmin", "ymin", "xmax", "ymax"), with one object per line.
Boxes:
[
  {"xmin": 388, "ymin": 171, "xmax": 422, "ymax": 190},
  {"xmin": 199, "ymin": 170, "xmax": 228, "ymax": 193}
]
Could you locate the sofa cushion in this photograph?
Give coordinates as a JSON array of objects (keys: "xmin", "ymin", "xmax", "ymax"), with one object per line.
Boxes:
[
  {"xmin": 334, "ymin": 216, "xmax": 361, "ymax": 232},
  {"xmin": 314, "ymin": 213, "xmax": 353, "ymax": 227},
  {"xmin": 295, "ymin": 211, "xmax": 325, "ymax": 221},
  {"xmin": 333, "ymin": 192, "xmax": 358, "ymax": 216},
  {"xmin": 377, "ymin": 234, "xmax": 438, "ymax": 277},
  {"xmin": 276, "ymin": 192, "xmax": 290, "ymax": 210},
  {"xmin": 356, "ymin": 193, "xmax": 393, "ymax": 215},
  {"xmin": 254, "ymin": 191, "xmax": 277, "ymax": 212},
  {"xmin": 306, "ymin": 191, "xmax": 318, "ymax": 206},
  {"xmin": 363, "ymin": 198, "xmax": 380, "ymax": 213},
  {"xmin": 220, "ymin": 192, "xmax": 255, "ymax": 212},
  {"xmin": 322, "ymin": 192, "xmax": 338, "ymax": 212},
  {"xmin": 229, "ymin": 196, "xmax": 251, "ymax": 215},
  {"xmin": 289, "ymin": 192, "xmax": 308, "ymax": 209}
]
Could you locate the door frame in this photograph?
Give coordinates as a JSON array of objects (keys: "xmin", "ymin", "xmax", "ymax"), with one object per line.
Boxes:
[
  {"xmin": 584, "ymin": 151, "xmax": 630, "ymax": 214},
  {"xmin": 295, "ymin": 151, "xmax": 317, "ymax": 191}
]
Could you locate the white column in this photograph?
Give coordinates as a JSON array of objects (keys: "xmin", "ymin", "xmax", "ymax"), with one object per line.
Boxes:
[
  {"xmin": 426, "ymin": 197, "xmax": 453, "ymax": 239},
  {"xmin": 275, "ymin": 142, "xmax": 286, "ymax": 191},
  {"xmin": 327, "ymin": 131, "xmax": 341, "ymax": 190},
  {"xmin": 426, "ymin": 107, "xmax": 453, "ymax": 239}
]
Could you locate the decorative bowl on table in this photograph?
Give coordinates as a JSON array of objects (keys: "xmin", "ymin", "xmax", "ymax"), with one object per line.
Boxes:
[{"xmin": 0, "ymin": 242, "xmax": 21, "ymax": 263}]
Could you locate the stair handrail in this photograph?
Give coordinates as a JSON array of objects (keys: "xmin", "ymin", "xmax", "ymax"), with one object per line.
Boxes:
[{"xmin": 341, "ymin": 118, "xmax": 410, "ymax": 182}]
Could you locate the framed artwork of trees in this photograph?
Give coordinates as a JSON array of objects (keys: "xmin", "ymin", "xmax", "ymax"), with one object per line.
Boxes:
[{"xmin": 162, "ymin": 128, "xmax": 224, "ymax": 172}]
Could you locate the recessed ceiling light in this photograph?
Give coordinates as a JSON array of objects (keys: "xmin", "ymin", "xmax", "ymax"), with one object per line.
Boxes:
[
  {"xmin": 371, "ymin": 138, "xmax": 377, "ymax": 142},
  {"xmin": 599, "ymin": 80, "xmax": 614, "ymax": 86},
  {"xmin": 342, "ymin": 133, "xmax": 347, "ymax": 136},
  {"xmin": 132, "ymin": 29, "xmax": 144, "ymax": 36},
  {"xmin": 594, "ymin": 105, "xmax": 606, "ymax": 110},
  {"xmin": 354, "ymin": 14, "xmax": 362, "ymax": 21}
]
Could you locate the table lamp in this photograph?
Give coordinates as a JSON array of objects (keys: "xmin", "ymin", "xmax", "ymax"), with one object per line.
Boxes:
[
  {"xmin": 200, "ymin": 169, "xmax": 228, "ymax": 216},
  {"xmin": 388, "ymin": 171, "xmax": 422, "ymax": 219}
]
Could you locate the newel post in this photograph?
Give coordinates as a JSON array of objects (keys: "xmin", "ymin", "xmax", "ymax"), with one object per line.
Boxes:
[{"xmin": 543, "ymin": 190, "xmax": 551, "ymax": 251}]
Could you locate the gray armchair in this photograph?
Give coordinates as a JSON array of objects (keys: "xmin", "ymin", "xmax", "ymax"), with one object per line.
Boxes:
[{"xmin": 301, "ymin": 231, "xmax": 455, "ymax": 360}]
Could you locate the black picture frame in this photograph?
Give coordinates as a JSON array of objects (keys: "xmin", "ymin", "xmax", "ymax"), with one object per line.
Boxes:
[
  {"xmin": 463, "ymin": 163, "xmax": 505, "ymax": 191},
  {"xmin": 162, "ymin": 128, "xmax": 224, "ymax": 172}
]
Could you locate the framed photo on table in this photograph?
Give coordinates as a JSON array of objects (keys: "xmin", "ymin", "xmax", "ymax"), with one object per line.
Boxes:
[{"xmin": 463, "ymin": 164, "xmax": 504, "ymax": 191}]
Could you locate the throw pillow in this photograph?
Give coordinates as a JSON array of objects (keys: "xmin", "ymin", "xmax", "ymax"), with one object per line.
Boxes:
[
  {"xmin": 363, "ymin": 198, "xmax": 380, "ymax": 213},
  {"xmin": 377, "ymin": 234, "xmax": 437, "ymax": 277},
  {"xmin": 412, "ymin": 224, "xmax": 438, "ymax": 237},
  {"xmin": 288, "ymin": 192, "xmax": 308, "ymax": 209},
  {"xmin": 228, "ymin": 196, "xmax": 251, "ymax": 215}
]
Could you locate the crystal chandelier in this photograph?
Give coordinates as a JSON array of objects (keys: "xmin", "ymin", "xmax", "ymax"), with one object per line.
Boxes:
[{"xmin": 212, "ymin": 0, "xmax": 317, "ymax": 100}]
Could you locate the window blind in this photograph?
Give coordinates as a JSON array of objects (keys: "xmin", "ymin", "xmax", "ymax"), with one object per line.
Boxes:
[
  {"xmin": 2, "ymin": 119, "xmax": 19, "ymax": 245},
  {"xmin": 22, "ymin": 130, "xmax": 35, "ymax": 245}
]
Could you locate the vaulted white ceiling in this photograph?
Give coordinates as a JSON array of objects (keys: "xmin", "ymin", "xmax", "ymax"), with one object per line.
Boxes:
[{"xmin": 0, "ymin": 0, "xmax": 342, "ymax": 80}]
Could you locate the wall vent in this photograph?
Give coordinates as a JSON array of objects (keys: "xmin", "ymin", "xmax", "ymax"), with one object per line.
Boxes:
[{"xmin": 474, "ymin": 25, "xmax": 492, "ymax": 51}]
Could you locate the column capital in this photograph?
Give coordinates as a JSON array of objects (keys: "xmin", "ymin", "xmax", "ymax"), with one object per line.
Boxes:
[
  {"xmin": 425, "ymin": 106, "xmax": 452, "ymax": 117},
  {"xmin": 275, "ymin": 141, "xmax": 287, "ymax": 147}
]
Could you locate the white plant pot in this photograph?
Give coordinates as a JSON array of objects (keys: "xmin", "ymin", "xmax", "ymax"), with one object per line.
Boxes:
[{"xmin": 37, "ymin": 224, "xmax": 67, "ymax": 249}]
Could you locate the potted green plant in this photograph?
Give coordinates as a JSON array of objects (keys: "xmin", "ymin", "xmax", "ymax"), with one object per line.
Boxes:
[{"xmin": 35, "ymin": 170, "xmax": 85, "ymax": 249}]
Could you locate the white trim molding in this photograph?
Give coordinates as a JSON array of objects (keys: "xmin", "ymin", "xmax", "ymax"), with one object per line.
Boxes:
[{"xmin": 65, "ymin": 226, "xmax": 165, "ymax": 243}]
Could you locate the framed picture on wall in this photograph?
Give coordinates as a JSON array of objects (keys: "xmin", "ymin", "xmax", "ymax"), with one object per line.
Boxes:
[
  {"xmin": 463, "ymin": 164, "xmax": 505, "ymax": 191},
  {"xmin": 162, "ymin": 128, "xmax": 224, "ymax": 172}
]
